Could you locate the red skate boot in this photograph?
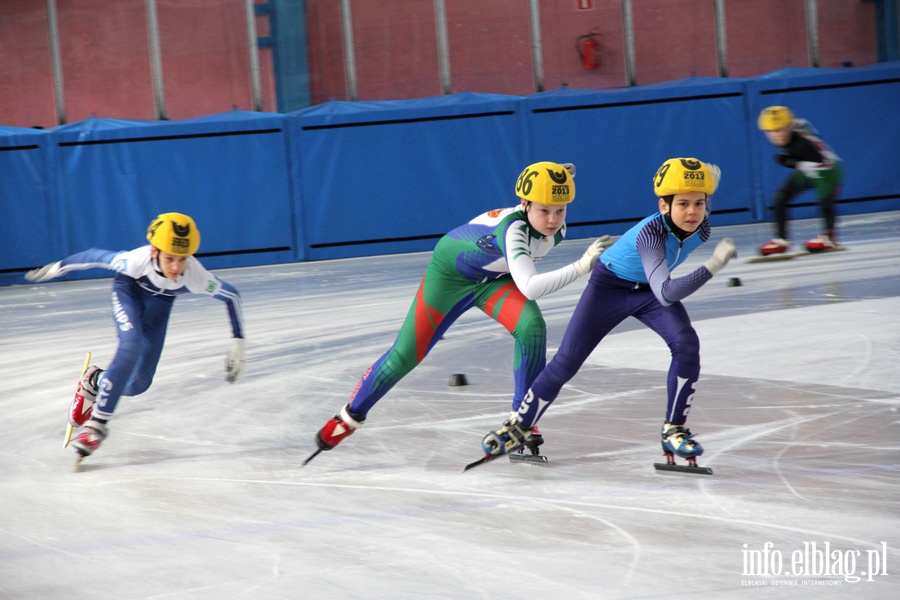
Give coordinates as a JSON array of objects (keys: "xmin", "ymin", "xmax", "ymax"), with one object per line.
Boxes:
[
  {"xmin": 71, "ymin": 418, "xmax": 108, "ymax": 464},
  {"xmin": 758, "ymin": 238, "xmax": 791, "ymax": 256},
  {"xmin": 69, "ymin": 366, "xmax": 103, "ymax": 427},
  {"xmin": 303, "ymin": 404, "xmax": 365, "ymax": 465},
  {"xmin": 804, "ymin": 234, "xmax": 838, "ymax": 252}
]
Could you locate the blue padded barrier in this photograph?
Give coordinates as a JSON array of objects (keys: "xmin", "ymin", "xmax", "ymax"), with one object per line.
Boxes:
[
  {"xmin": 49, "ymin": 111, "xmax": 296, "ymax": 276},
  {"xmin": 521, "ymin": 77, "xmax": 754, "ymax": 239},
  {"xmin": 288, "ymin": 92, "xmax": 526, "ymax": 261},
  {"xmin": 0, "ymin": 126, "xmax": 56, "ymax": 275}
]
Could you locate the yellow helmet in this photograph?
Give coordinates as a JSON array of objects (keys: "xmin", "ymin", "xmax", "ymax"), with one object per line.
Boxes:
[
  {"xmin": 515, "ymin": 161, "xmax": 575, "ymax": 206},
  {"xmin": 757, "ymin": 106, "xmax": 794, "ymax": 131},
  {"xmin": 146, "ymin": 212, "xmax": 200, "ymax": 256},
  {"xmin": 653, "ymin": 158, "xmax": 718, "ymax": 197}
]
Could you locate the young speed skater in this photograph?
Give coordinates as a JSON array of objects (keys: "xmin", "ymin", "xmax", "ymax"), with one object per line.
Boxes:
[
  {"xmin": 305, "ymin": 161, "xmax": 612, "ymax": 464},
  {"xmin": 25, "ymin": 213, "xmax": 246, "ymax": 462},
  {"xmin": 757, "ymin": 106, "xmax": 844, "ymax": 255},
  {"xmin": 479, "ymin": 158, "xmax": 737, "ymax": 468}
]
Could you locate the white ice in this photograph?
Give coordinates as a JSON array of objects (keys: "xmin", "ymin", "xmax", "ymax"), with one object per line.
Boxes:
[{"xmin": 2, "ymin": 212, "xmax": 899, "ymax": 599}]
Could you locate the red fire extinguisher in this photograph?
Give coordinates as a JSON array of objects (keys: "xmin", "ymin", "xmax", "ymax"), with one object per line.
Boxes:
[{"xmin": 576, "ymin": 32, "xmax": 601, "ymax": 70}]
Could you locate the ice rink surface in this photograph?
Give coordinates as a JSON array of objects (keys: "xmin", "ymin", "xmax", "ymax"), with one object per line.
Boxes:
[{"xmin": 2, "ymin": 212, "xmax": 899, "ymax": 599}]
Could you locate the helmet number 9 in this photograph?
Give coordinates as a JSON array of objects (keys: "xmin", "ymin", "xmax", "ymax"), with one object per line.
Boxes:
[
  {"xmin": 654, "ymin": 162, "xmax": 671, "ymax": 188},
  {"xmin": 517, "ymin": 169, "xmax": 539, "ymax": 197}
]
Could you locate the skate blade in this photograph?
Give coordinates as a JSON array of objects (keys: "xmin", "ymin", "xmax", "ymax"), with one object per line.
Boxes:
[
  {"xmin": 509, "ymin": 452, "xmax": 548, "ymax": 465},
  {"xmin": 654, "ymin": 462, "xmax": 713, "ymax": 475},
  {"xmin": 302, "ymin": 448, "xmax": 323, "ymax": 466},
  {"xmin": 464, "ymin": 454, "xmax": 499, "ymax": 471}
]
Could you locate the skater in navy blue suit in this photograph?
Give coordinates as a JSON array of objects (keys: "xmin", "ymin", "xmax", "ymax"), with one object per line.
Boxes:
[
  {"xmin": 480, "ymin": 158, "xmax": 737, "ymax": 464},
  {"xmin": 26, "ymin": 213, "xmax": 245, "ymax": 461}
]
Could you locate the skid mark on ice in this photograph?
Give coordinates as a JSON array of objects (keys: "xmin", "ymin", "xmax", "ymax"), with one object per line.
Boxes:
[
  {"xmin": 697, "ymin": 411, "xmax": 838, "ymax": 513},
  {"xmin": 115, "ymin": 475, "xmax": 900, "ymax": 558},
  {"xmin": 551, "ymin": 505, "xmax": 642, "ymax": 588}
]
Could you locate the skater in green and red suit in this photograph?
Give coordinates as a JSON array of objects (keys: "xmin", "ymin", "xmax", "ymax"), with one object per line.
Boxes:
[{"xmin": 310, "ymin": 161, "xmax": 611, "ymax": 459}]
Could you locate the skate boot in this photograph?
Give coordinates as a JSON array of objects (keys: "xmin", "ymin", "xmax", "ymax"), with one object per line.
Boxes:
[
  {"xmin": 69, "ymin": 366, "xmax": 103, "ymax": 426},
  {"xmin": 314, "ymin": 404, "xmax": 365, "ymax": 452},
  {"xmin": 71, "ymin": 418, "xmax": 108, "ymax": 460},
  {"xmin": 655, "ymin": 422, "xmax": 712, "ymax": 475},
  {"xmin": 661, "ymin": 422, "xmax": 703, "ymax": 458},
  {"xmin": 524, "ymin": 426, "xmax": 544, "ymax": 451},
  {"xmin": 482, "ymin": 416, "xmax": 529, "ymax": 457},
  {"xmin": 510, "ymin": 426, "xmax": 549, "ymax": 464},
  {"xmin": 758, "ymin": 238, "xmax": 790, "ymax": 256},
  {"xmin": 804, "ymin": 234, "xmax": 837, "ymax": 252}
]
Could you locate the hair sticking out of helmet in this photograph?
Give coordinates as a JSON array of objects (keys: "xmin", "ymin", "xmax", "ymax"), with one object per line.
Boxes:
[
  {"xmin": 653, "ymin": 158, "xmax": 718, "ymax": 197},
  {"xmin": 515, "ymin": 161, "xmax": 575, "ymax": 206},
  {"xmin": 146, "ymin": 212, "xmax": 200, "ymax": 256},
  {"xmin": 757, "ymin": 106, "xmax": 794, "ymax": 131}
]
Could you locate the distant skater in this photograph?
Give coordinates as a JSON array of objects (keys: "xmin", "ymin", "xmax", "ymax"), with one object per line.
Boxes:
[{"xmin": 757, "ymin": 106, "xmax": 844, "ymax": 255}]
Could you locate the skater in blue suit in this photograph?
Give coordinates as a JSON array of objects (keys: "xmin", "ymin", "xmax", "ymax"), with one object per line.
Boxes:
[
  {"xmin": 26, "ymin": 213, "xmax": 245, "ymax": 461},
  {"xmin": 480, "ymin": 158, "xmax": 737, "ymax": 465}
]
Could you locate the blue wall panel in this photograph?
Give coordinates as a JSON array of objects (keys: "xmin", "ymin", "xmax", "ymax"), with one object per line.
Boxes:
[
  {"xmin": 522, "ymin": 78, "xmax": 753, "ymax": 239},
  {"xmin": 51, "ymin": 112, "xmax": 296, "ymax": 273},
  {"xmin": 747, "ymin": 64, "xmax": 900, "ymax": 225},
  {"xmin": 0, "ymin": 127, "xmax": 57, "ymax": 273},
  {"xmin": 290, "ymin": 93, "xmax": 525, "ymax": 260}
]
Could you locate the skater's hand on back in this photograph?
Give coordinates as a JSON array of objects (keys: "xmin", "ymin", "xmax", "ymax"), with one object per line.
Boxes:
[
  {"xmin": 704, "ymin": 238, "xmax": 737, "ymax": 276},
  {"xmin": 225, "ymin": 337, "xmax": 246, "ymax": 383},
  {"xmin": 25, "ymin": 261, "xmax": 62, "ymax": 283},
  {"xmin": 573, "ymin": 235, "xmax": 612, "ymax": 276}
]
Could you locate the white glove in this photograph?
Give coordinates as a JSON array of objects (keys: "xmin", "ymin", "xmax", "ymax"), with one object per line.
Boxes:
[
  {"xmin": 573, "ymin": 235, "xmax": 612, "ymax": 277},
  {"xmin": 25, "ymin": 261, "xmax": 62, "ymax": 283},
  {"xmin": 225, "ymin": 337, "xmax": 246, "ymax": 383},
  {"xmin": 561, "ymin": 163, "xmax": 576, "ymax": 178},
  {"xmin": 704, "ymin": 238, "xmax": 737, "ymax": 276},
  {"xmin": 796, "ymin": 160, "xmax": 823, "ymax": 179}
]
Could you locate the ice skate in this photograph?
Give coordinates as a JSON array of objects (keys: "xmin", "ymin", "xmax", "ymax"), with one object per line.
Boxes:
[
  {"xmin": 804, "ymin": 234, "xmax": 838, "ymax": 252},
  {"xmin": 464, "ymin": 415, "xmax": 530, "ymax": 470},
  {"xmin": 69, "ymin": 366, "xmax": 103, "ymax": 427},
  {"xmin": 654, "ymin": 423, "xmax": 712, "ymax": 475},
  {"xmin": 510, "ymin": 426, "xmax": 548, "ymax": 465},
  {"xmin": 758, "ymin": 238, "xmax": 790, "ymax": 256},
  {"xmin": 71, "ymin": 419, "xmax": 108, "ymax": 466},
  {"xmin": 482, "ymin": 415, "xmax": 529, "ymax": 457},
  {"xmin": 303, "ymin": 404, "xmax": 365, "ymax": 465}
]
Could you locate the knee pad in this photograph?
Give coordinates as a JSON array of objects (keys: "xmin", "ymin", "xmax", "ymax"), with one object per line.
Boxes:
[{"xmin": 669, "ymin": 328, "xmax": 700, "ymax": 364}]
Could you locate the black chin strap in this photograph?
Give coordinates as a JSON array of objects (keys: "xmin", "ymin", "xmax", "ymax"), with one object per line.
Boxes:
[{"xmin": 663, "ymin": 211, "xmax": 691, "ymax": 242}]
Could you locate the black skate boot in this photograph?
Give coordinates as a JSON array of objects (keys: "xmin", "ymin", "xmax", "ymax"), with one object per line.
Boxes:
[{"xmin": 510, "ymin": 426, "xmax": 548, "ymax": 465}]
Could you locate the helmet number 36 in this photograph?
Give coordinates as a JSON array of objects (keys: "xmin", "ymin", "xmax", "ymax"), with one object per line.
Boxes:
[{"xmin": 516, "ymin": 168, "xmax": 540, "ymax": 197}]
